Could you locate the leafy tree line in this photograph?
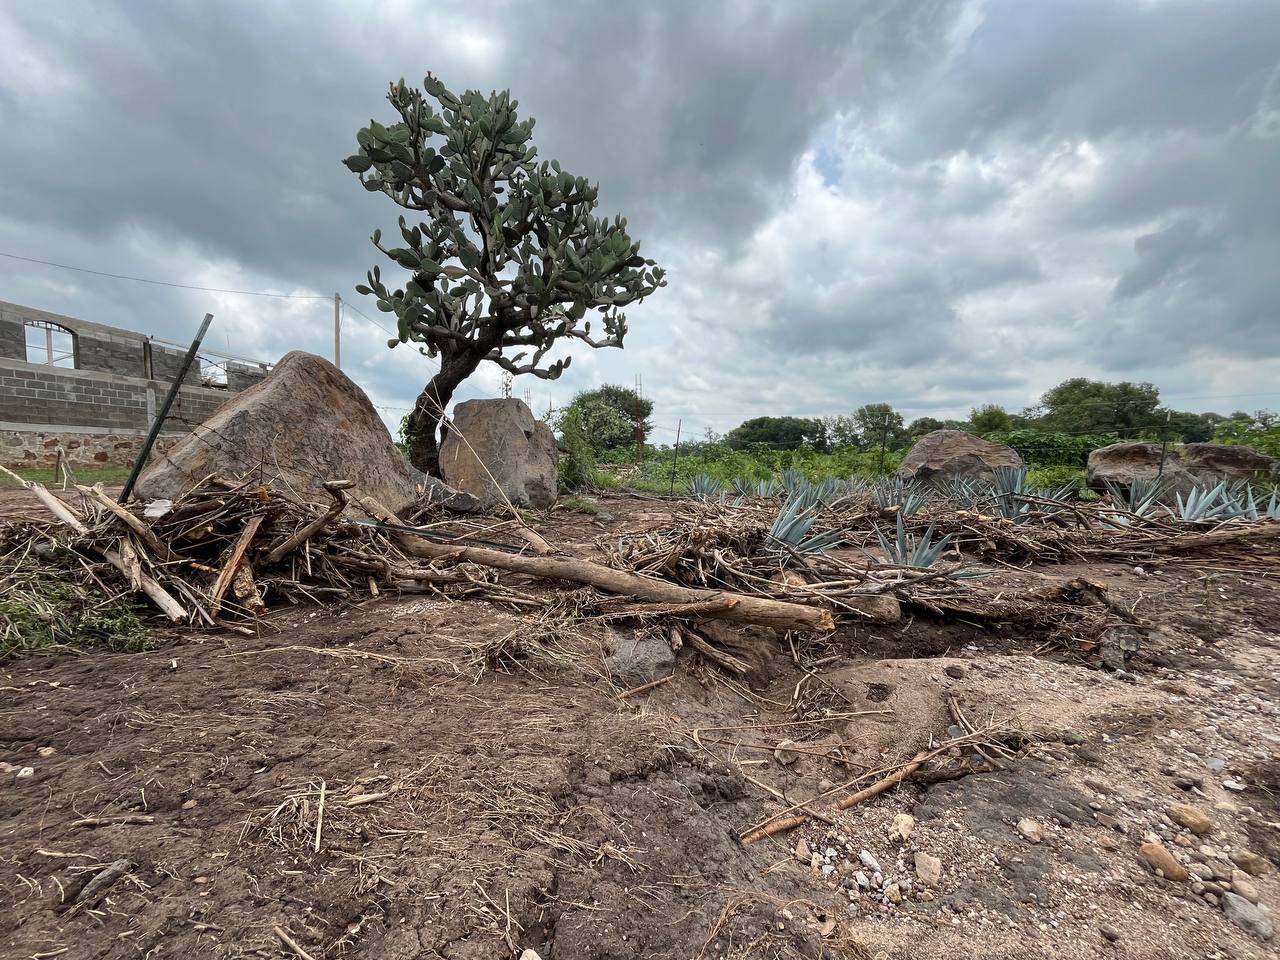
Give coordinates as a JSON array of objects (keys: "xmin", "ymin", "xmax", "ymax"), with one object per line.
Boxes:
[{"xmin": 554, "ymin": 377, "xmax": 1276, "ymax": 473}]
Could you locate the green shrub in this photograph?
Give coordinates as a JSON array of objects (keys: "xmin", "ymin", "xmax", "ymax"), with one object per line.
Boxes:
[
  {"xmin": 1026, "ymin": 466, "xmax": 1089, "ymax": 496},
  {"xmin": 1212, "ymin": 424, "xmax": 1280, "ymax": 458},
  {"xmin": 557, "ymin": 407, "xmax": 597, "ymax": 491},
  {"xmin": 985, "ymin": 429, "xmax": 1117, "ymax": 468}
]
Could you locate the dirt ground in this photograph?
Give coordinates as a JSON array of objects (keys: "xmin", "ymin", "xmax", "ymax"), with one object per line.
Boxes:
[{"xmin": 2, "ymin": 494, "xmax": 1278, "ymax": 959}]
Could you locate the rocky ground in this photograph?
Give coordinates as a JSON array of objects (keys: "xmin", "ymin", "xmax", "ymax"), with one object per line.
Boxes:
[{"xmin": 1, "ymin": 494, "xmax": 1277, "ymax": 959}]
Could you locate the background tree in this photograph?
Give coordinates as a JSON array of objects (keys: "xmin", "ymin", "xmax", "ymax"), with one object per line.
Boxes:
[
  {"xmin": 906, "ymin": 416, "xmax": 945, "ymax": 439},
  {"xmin": 1035, "ymin": 378, "xmax": 1160, "ymax": 436},
  {"xmin": 560, "ymin": 384, "xmax": 652, "ymax": 451},
  {"xmin": 968, "ymin": 403, "xmax": 1012, "ymax": 434},
  {"xmin": 852, "ymin": 403, "xmax": 906, "ymax": 449},
  {"xmin": 347, "ymin": 75, "xmax": 665, "ymax": 473},
  {"xmin": 819, "ymin": 415, "xmax": 860, "ymax": 448},
  {"xmin": 725, "ymin": 416, "xmax": 824, "ymax": 451}
]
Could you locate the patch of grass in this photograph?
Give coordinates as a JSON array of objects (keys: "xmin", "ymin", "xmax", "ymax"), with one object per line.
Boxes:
[
  {"xmin": 0, "ymin": 466, "xmax": 131, "ymax": 489},
  {"xmin": 559, "ymin": 495, "xmax": 603, "ymax": 515},
  {"xmin": 0, "ymin": 561, "xmax": 156, "ymax": 659}
]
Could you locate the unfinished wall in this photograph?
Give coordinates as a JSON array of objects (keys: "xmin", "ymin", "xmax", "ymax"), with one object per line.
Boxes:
[{"xmin": 0, "ymin": 300, "xmax": 273, "ymax": 470}]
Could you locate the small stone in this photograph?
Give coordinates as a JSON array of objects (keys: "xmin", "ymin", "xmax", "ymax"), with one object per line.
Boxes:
[
  {"xmin": 16, "ymin": 767, "xmax": 34, "ymax": 779},
  {"xmin": 519, "ymin": 952, "xmax": 543, "ymax": 960},
  {"xmin": 821, "ymin": 864, "xmax": 836, "ymax": 879},
  {"xmin": 181, "ymin": 799, "xmax": 198, "ymax": 810},
  {"xmin": 918, "ymin": 889, "xmax": 935, "ymax": 902},
  {"xmin": 1231, "ymin": 850, "xmax": 1273, "ymax": 877},
  {"xmin": 914, "ymin": 851, "xmax": 942, "ymax": 887},
  {"xmin": 1222, "ymin": 780, "xmax": 1247, "ymax": 792},
  {"xmin": 855, "ymin": 871, "xmax": 870, "ymax": 890},
  {"xmin": 1137, "ymin": 842, "xmax": 1189, "ymax": 881},
  {"xmin": 1220, "ymin": 892, "xmax": 1274, "ymax": 942},
  {"xmin": 889, "ymin": 814, "xmax": 914, "ymax": 842},
  {"xmin": 859, "ymin": 850, "xmax": 882, "ymax": 874},
  {"xmin": 1231, "ymin": 877, "xmax": 1262, "ymax": 905},
  {"xmin": 1098, "ymin": 835, "xmax": 1120, "ymax": 851},
  {"xmin": 1016, "ymin": 818, "xmax": 1043, "ymax": 844},
  {"xmin": 1100, "ymin": 924, "xmax": 1121, "ymax": 943},
  {"xmin": 884, "ymin": 882, "xmax": 902, "ymax": 904},
  {"xmin": 1188, "ymin": 864, "xmax": 1214, "ymax": 881},
  {"xmin": 795, "ymin": 839, "xmax": 811, "ymax": 864},
  {"xmin": 943, "ymin": 665, "xmax": 966, "ymax": 679},
  {"xmin": 1167, "ymin": 803, "xmax": 1212, "ymax": 835},
  {"xmin": 774, "ymin": 740, "xmax": 800, "ymax": 766},
  {"xmin": 37, "ymin": 746, "xmax": 56, "ymax": 758},
  {"xmin": 1205, "ymin": 757, "xmax": 1226, "ymax": 772}
]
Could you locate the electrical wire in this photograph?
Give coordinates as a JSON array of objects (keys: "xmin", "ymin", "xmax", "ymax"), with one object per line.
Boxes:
[{"xmin": 0, "ymin": 251, "xmax": 333, "ymax": 300}]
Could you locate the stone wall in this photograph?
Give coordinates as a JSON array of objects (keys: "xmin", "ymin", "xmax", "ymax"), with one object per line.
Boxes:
[
  {"xmin": 1, "ymin": 429, "xmax": 181, "ymax": 469},
  {"xmin": 0, "ymin": 300, "xmax": 274, "ymax": 470}
]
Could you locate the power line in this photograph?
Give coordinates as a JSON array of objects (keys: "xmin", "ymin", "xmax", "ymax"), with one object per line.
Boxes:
[
  {"xmin": 341, "ymin": 299, "xmax": 398, "ymax": 339},
  {"xmin": 0, "ymin": 250, "xmax": 331, "ymax": 300}
]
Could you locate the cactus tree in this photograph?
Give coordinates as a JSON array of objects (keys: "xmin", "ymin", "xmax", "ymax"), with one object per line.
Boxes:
[{"xmin": 346, "ymin": 75, "xmax": 666, "ymax": 475}]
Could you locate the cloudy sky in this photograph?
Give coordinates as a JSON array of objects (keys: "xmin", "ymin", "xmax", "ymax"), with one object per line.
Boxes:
[{"xmin": 1, "ymin": 0, "xmax": 1278, "ymax": 441}]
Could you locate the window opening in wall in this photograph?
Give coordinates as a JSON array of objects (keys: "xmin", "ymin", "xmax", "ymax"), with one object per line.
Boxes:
[
  {"xmin": 24, "ymin": 320, "xmax": 77, "ymax": 368},
  {"xmin": 199, "ymin": 356, "xmax": 229, "ymax": 387}
]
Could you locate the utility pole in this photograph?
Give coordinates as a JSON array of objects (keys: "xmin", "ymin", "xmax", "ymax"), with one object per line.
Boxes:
[
  {"xmin": 633, "ymin": 373, "xmax": 645, "ymax": 464},
  {"xmin": 669, "ymin": 419, "xmax": 682, "ymax": 496},
  {"xmin": 877, "ymin": 415, "xmax": 890, "ymax": 474},
  {"xmin": 333, "ymin": 293, "xmax": 342, "ymax": 370},
  {"xmin": 1156, "ymin": 409, "xmax": 1172, "ymax": 479}
]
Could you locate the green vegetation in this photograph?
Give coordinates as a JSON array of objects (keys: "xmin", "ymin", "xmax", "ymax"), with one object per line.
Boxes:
[
  {"xmin": 1213, "ymin": 419, "xmax": 1280, "ymax": 457},
  {"xmin": 347, "ymin": 73, "xmax": 664, "ymax": 474},
  {"xmin": 725, "ymin": 416, "xmax": 824, "ymax": 450},
  {"xmin": 1, "ymin": 562, "xmax": 153, "ymax": 659},
  {"xmin": 541, "ymin": 376, "xmax": 1277, "ymax": 498},
  {"xmin": 560, "ymin": 384, "xmax": 651, "ymax": 451},
  {"xmin": 984, "ymin": 429, "xmax": 1116, "ymax": 468}
]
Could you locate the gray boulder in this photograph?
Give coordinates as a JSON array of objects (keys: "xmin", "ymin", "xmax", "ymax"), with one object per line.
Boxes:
[
  {"xmin": 1221, "ymin": 891, "xmax": 1273, "ymax": 942},
  {"xmin": 604, "ymin": 629, "xmax": 676, "ymax": 687},
  {"xmin": 439, "ymin": 398, "xmax": 558, "ymax": 509},
  {"xmin": 135, "ymin": 351, "xmax": 416, "ymax": 514},
  {"xmin": 405, "ymin": 466, "xmax": 483, "ymax": 514},
  {"xmin": 1087, "ymin": 441, "xmax": 1278, "ymax": 498},
  {"xmin": 898, "ymin": 429, "xmax": 1023, "ymax": 484},
  {"xmin": 1087, "ymin": 441, "xmax": 1192, "ymax": 498},
  {"xmin": 1183, "ymin": 442, "xmax": 1280, "ymax": 486}
]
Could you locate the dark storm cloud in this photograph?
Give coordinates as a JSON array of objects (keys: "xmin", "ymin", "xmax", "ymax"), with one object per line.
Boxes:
[{"xmin": 0, "ymin": 0, "xmax": 1277, "ymax": 433}]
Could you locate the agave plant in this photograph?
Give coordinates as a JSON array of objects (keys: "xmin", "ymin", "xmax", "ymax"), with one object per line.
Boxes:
[
  {"xmin": 733, "ymin": 476, "xmax": 783, "ymax": 498},
  {"xmin": 871, "ymin": 477, "xmax": 929, "ymax": 518},
  {"xmin": 781, "ymin": 467, "xmax": 809, "ymax": 497},
  {"xmin": 1174, "ymin": 481, "xmax": 1232, "ymax": 522},
  {"xmin": 686, "ymin": 473, "xmax": 723, "ymax": 501},
  {"xmin": 931, "ymin": 476, "xmax": 990, "ymax": 509},
  {"xmin": 871, "ymin": 513, "xmax": 953, "ymax": 568},
  {"xmin": 990, "ymin": 466, "xmax": 1033, "ymax": 521},
  {"xmin": 766, "ymin": 494, "xmax": 848, "ymax": 555},
  {"xmin": 1102, "ymin": 477, "xmax": 1167, "ymax": 520},
  {"xmin": 1266, "ymin": 492, "xmax": 1280, "ymax": 520}
]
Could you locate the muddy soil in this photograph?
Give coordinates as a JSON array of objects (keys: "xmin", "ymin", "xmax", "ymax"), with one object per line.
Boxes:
[{"xmin": 1, "ymin": 495, "xmax": 1277, "ymax": 959}]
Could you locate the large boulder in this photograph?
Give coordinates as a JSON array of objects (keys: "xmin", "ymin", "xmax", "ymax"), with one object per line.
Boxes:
[
  {"xmin": 898, "ymin": 429, "xmax": 1023, "ymax": 484},
  {"xmin": 1087, "ymin": 441, "xmax": 1278, "ymax": 497},
  {"xmin": 1086, "ymin": 441, "xmax": 1191, "ymax": 497},
  {"xmin": 1182, "ymin": 443, "xmax": 1280, "ymax": 486},
  {"xmin": 135, "ymin": 351, "xmax": 416, "ymax": 513},
  {"xmin": 439, "ymin": 398, "xmax": 558, "ymax": 509}
]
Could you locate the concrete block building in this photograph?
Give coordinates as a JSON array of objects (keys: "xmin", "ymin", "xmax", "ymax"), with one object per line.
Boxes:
[{"xmin": 0, "ymin": 300, "xmax": 271, "ymax": 469}]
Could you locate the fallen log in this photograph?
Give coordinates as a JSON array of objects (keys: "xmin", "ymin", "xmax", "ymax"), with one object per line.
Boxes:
[{"xmin": 353, "ymin": 495, "xmax": 839, "ymax": 633}]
